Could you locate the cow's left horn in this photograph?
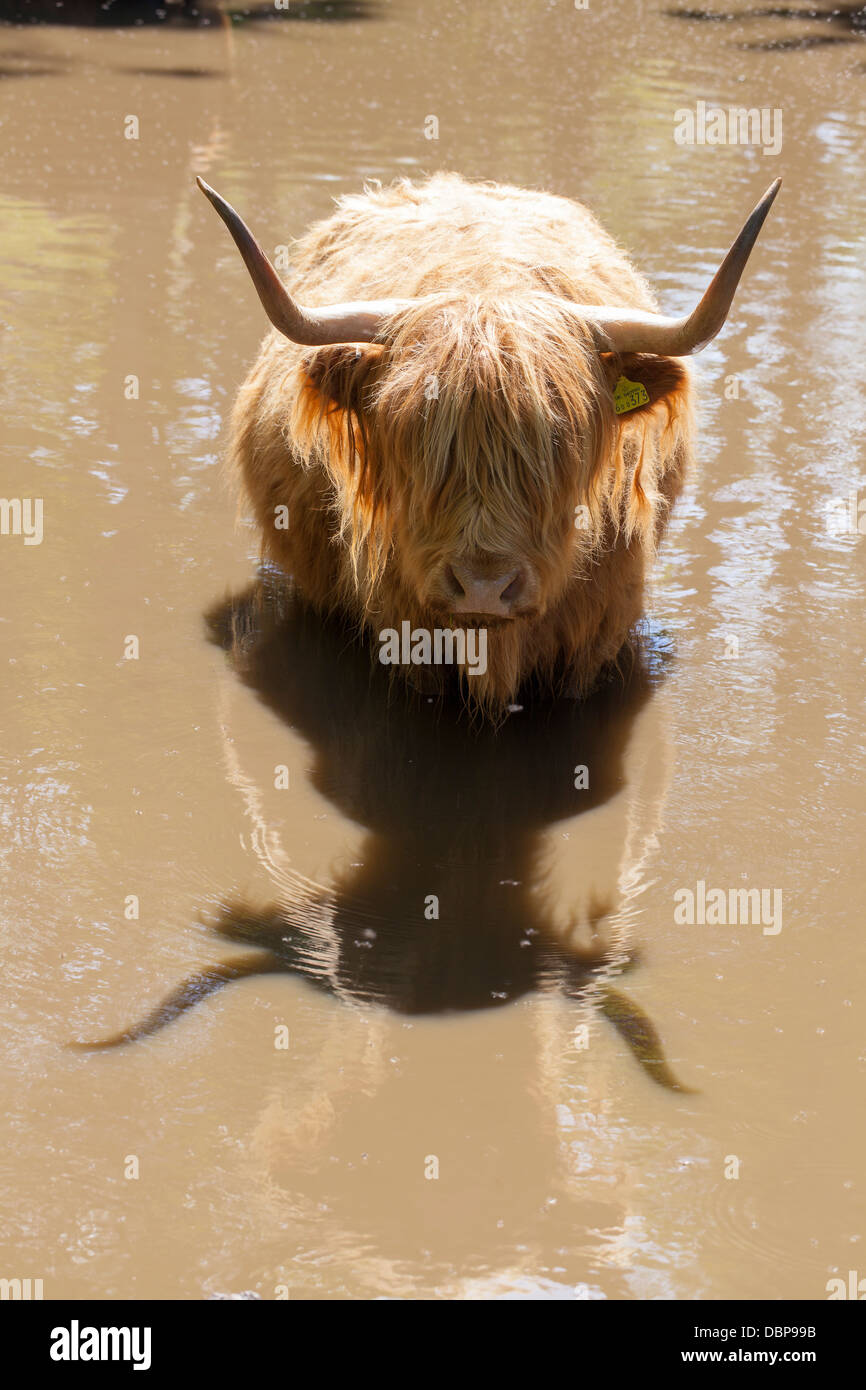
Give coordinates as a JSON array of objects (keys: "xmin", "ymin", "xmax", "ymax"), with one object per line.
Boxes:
[
  {"xmin": 583, "ymin": 179, "xmax": 781, "ymax": 357},
  {"xmin": 196, "ymin": 178, "xmax": 411, "ymax": 346}
]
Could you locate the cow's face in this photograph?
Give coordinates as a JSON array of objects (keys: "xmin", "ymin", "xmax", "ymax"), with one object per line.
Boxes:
[{"xmin": 299, "ymin": 296, "xmax": 689, "ymax": 626}]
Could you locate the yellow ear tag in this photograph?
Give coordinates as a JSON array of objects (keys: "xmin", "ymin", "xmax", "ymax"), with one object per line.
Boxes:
[{"xmin": 613, "ymin": 376, "xmax": 650, "ymax": 415}]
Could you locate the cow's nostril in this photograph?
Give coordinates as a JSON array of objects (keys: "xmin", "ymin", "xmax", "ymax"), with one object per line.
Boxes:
[
  {"xmin": 500, "ymin": 571, "xmax": 524, "ymax": 605},
  {"xmin": 444, "ymin": 565, "xmax": 466, "ymax": 599}
]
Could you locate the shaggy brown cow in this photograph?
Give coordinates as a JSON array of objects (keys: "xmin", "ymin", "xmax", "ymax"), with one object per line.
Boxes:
[{"xmin": 199, "ymin": 172, "xmax": 779, "ymax": 716}]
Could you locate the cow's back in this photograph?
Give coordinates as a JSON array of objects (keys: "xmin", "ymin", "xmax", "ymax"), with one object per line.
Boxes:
[{"xmin": 286, "ymin": 173, "xmax": 657, "ymax": 313}]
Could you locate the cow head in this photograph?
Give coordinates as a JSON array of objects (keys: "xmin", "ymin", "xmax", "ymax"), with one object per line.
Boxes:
[
  {"xmin": 293, "ymin": 296, "xmax": 702, "ymax": 626},
  {"xmin": 198, "ymin": 177, "xmax": 779, "ymax": 693}
]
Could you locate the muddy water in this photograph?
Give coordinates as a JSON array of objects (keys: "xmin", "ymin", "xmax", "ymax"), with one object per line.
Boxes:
[{"xmin": 1, "ymin": 0, "xmax": 865, "ymax": 1301}]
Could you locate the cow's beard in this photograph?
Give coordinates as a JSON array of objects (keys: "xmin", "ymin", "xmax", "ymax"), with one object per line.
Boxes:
[
  {"xmin": 361, "ymin": 582, "xmax": 580, "ymax": 722},
  {"xmin": 349, "ymin": 536, "xmax": 620, "ymax": 720},
  {"xmin": 452, "ymin": 616, "xmax": 531, "ymax": 715},
  {"xmin": 411, "ymin": 618, "xmax": 535, "ymax": 720}
]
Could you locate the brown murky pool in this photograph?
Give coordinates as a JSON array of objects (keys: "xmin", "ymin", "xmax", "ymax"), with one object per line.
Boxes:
[{"xmin": 1, "ymin": 0, "xmax": 865, "ymax": 1300}]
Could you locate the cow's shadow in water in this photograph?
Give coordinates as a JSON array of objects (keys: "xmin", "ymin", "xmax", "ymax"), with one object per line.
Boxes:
[{"xmin": 73, "ymin": 571, "xmax": 691, "ymax": 1092}]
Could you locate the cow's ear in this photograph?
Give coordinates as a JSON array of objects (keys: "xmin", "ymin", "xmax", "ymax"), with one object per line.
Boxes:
[
  {"xmin": 301, "ymin": 342, "xmax": 386, "ymax": 417},
  {"xmin": 596, "ymin": 350, "xmax": 693, "ymax": 545},
  {"xmin": 601, "ymin": 351, "xmax": 691, "ymax": 419},
  {"xmin": 294, "ymin": 344, "xmax": 388, "ymax": 509}
]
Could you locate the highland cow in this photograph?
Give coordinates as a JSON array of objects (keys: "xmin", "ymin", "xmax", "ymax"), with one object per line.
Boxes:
[{"xmin": 198, "ymin": 171, "xmax": 779, "ymax": 716}]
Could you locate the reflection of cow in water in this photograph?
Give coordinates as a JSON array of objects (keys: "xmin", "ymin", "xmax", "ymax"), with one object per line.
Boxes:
[{"xmin": 73, "ymin": 573, "xmax": 691, "ymax": 1091}]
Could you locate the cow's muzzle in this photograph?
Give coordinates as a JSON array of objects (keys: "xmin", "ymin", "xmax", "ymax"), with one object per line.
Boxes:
[{"xmin": 440, "ymin": 557, "xmax": 538, "ymax": 620}]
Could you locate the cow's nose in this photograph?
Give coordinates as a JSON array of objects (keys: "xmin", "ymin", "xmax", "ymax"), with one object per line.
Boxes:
[{"xmin": 445, "ymin": 560, "xmax": 528, "ymax": 617}]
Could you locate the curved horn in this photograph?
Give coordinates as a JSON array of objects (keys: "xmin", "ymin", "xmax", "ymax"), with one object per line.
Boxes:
[
  {"xmin": 584, "ymin": 178, "xmax": 781, "ymax": 357},
  {"xmin": 196, "ymin": 177, "xmax": 411, "ymax": 346}
]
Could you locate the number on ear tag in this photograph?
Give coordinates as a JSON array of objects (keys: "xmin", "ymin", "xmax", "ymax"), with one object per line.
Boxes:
[{"xmin": 613, "ymin": 376, "xmax": 650, "ymax": 415}]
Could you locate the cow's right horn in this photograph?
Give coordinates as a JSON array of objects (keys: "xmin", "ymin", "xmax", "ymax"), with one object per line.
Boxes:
[
  {"xmin": 197, "ymin": 178, "xmax": 412, "ymax": 346},
  {"xmin": 583, "ymin": 179, "xmax": 782, "ymax": 357}
]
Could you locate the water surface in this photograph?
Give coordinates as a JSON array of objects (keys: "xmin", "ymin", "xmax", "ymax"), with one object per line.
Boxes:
[{"xmin": 1, "ymin": 0, "xmax": 864, "ymax": 1299}]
